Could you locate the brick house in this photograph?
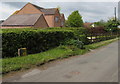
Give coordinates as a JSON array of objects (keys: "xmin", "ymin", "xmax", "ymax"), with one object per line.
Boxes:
[
  {"xmin": 1, "ymin": 3, "xmax": 65, "ymax": 28},
  {"xmin": 83, "ymin": 22, "xmax": 93, "ymax": 28}
]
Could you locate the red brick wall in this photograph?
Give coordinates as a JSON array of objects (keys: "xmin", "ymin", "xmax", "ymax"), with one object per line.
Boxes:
[{"xmin": 54, "ymin": 9, "xmax": 61, "ymax": 27}]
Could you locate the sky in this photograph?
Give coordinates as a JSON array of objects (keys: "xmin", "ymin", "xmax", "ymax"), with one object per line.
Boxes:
[
  {"xmin": 0, "ymin": 1, "xmax": 119, "ymax": 22},
  {"xmin": 118, "ymin": 1, "xmax": 120, "ymax": 19}
]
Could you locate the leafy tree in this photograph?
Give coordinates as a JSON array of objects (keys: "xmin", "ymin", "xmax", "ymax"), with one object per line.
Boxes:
[
  {"xmin": 94, "ymin": 17, "xmax": 120, "ymax": 32},
  {"xmin": 66, "ymin": 10, "xmax": 83, "ymax": 27},
  {"xmin": 94, "ymin": 19, "xmax": 107, "ymax": 27},
  {"xmin": 105, "ymin": 17, "xmax": 119, "ymax": 32}
]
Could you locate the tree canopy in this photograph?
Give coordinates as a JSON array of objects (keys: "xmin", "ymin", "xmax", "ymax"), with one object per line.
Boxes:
[
  {"xmin": 66, "ymin": 10, "xmax": 83, "ymax": 27},
  {"xmin": 105, "ymin": 17, "xmax": 120, "ymax": 32},
  {"xmin": 94, "ymin": 19, "xmax": 106, "ymax": 27},
  {"xmin": 94, "ymin": 17, "xmax": 120, "ymax": 32}
]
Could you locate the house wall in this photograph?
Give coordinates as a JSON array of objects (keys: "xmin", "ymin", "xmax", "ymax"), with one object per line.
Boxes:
[
  {"xmin": 61, "ymin": 14, "xmax": 65, "ymax": 27},
  {"xmin": 1, "ymin": 26, "xmax": 32, "ymax": 29},
  {"xmin": 54, "ymin": 9, "xmax": 61, "ymax": 27},
  {"xmin": 17, "ymin": 3, "xmax": 43, "ymax": 15},
  {"xmin": 34, "ymin": 15, "xmax": 49, "ymax": 28},
  {"xmin": 44, "ymin": 15, "xmax": 54, "ymax": 27}
]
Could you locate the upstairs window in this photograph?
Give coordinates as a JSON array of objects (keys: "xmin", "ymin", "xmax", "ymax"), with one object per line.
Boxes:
[
  {"xmin": 55, "ymin": 16, "xmax": 59, "ymax": 22},
  {"xmin": 61, "ymin": 21, "xmax": 64, "ymax": 26}
]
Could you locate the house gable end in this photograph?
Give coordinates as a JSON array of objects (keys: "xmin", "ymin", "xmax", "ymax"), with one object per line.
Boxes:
[
  {"xmin": 17, "ymin": 3, "xmax": 43, "ymax": 15},
  {"xmin": 34, "ymin": 14, "xmax": 49, "ymax": 28},
  {"xmin": 54, "ymin": 9, "xmax": 61, "ymax": 27}
]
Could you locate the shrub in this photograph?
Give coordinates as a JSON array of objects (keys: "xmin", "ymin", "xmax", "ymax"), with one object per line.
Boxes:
[
  {"xmin": 2, "ymin": 28, "xmax": 88, "ymax": 58},
  {"xmin": 2, "ymin": 29, "xmax": 75, "ymax": 58},
  {"xmin": 79, "ymin": 35, "xmax": 89, "ymax": 45},
  {"xmin": 63, "ymin": 39, "xmax": 85, "ymax": 49}
]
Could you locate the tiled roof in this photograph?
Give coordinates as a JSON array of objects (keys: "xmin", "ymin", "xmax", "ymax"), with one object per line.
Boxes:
[
  {"xmin": 40, "ymin": 8, "xmax": 57, "ymax": 15},
  {"xmin": 2, "ymin": 14, "xmax": 42, "ymax": 26},
  {"xmin": 12, "ymin": 10, "xmax": 20, "ymax": 15},
  {"xmin": 32, "ymin": 3, "xmax": 44, "ymax": 10},
  {"xmin": 83, "ymin": 23, "xmax": 93, "ymax": 28},
  {"xmin": 30, "ymin": 3, "xmax": 57, "ymax": 15}
]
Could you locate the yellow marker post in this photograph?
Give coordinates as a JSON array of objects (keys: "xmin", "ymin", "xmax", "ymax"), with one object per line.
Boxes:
[{"xmin": 18, "ymin": 48, "xmax": 27, "ymax": 56}]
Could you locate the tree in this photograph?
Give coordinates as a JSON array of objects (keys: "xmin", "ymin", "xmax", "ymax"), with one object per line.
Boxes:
[
  {"xmin": 105, "ymin": 17, "xmax": 119, "ymax": 32},
  {"xmin": 94, "ymin": 19, "xmax": 107, "ymax": 27},
  {"xmin": 66, "ymin": 10, "xmax": 83, "ymax": 27}
]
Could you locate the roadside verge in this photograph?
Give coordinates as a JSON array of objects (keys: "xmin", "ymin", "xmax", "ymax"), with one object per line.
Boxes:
[{"xmin": 1, "ymin": 38, "xmax": 119, "ymax": 75}]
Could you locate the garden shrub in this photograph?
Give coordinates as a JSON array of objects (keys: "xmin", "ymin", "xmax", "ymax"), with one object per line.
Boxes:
[
  {"xmin": 2, "ymin": 29, "xmax": 75, "ymax": 58},
  {"xmin": 63, "ymin": 39, "xmax": 85, "ymax": 49},
  {"xmin": 79, "ymin": 35, "xmax": 89, "ymax": 45},
  {"xmin": 2, "ymin": 28, "xmax": 88, "ymax": 58}
]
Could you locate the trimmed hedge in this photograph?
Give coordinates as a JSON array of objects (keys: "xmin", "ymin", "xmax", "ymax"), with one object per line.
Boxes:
[
  {"xmin": 2, "ymin": 30, "xmax": 73, "ymax": 58},
  {"xmin": 48, "ymin": 27, "xmax": 87, "ymax": 34},
  {"xmin": 2, "ymin": 28, "xmax": 88, "ymax": 58}
]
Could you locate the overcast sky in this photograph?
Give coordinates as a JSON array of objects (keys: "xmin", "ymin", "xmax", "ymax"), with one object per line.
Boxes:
[{"xmin": 0, "ymin": 1, "xmax": 119, "ymax": 22}]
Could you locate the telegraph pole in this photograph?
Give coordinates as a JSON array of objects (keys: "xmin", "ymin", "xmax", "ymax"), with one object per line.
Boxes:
[{"xmin": 114, "ymin": 7, "xmax": 117, "ymax": 22}]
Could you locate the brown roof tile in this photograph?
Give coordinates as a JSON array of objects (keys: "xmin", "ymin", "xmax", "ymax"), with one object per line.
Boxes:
[
  {"xmin": 83, "ymin": 23, "xmax": 93, "ymax": 28},
  {"xmin": 30, "ymin": 3, "xmax": 57, "ymax": 15},
  {"xmin": 40, "ymin": 8, "xmax": 57, "ymax": 15},
  {"xmin": 2, "ymin": 14, "xmax": 42, "ymax": 26},
  {"xmin": 31, "ymin": 3, "xmax": 44, "ymax": 10}
]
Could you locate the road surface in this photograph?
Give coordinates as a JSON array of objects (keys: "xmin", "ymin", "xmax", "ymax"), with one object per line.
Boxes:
[{"xmin": 3, "ymin": 41, "xmax": 118, "ymax": 82}]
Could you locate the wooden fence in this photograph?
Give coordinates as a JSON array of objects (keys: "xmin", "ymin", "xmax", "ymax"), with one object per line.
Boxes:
[{"xmin": 86, "ymin": 27, "xmax": 119, "ymax": 43}]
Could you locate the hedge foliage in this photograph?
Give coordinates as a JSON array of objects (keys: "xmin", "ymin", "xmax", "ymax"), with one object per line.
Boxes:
[{"xmin": 2, "ymin": 27, "xmax": 88, "ymax": 58}]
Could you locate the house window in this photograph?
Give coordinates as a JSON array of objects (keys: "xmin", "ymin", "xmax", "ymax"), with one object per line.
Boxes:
[
  {"xmin": 55, "ymin": 16, "xmax": 59, "ymax": 22},
  {"xmin": 61, "ymin": 21, "xmax": 64, "ymax": 26}
]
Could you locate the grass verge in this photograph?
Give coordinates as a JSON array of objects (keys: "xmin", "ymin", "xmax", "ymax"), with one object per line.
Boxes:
[
  {"xmin": 85, "ymin": 38, "xmax": 118, "ymax": 49},
  {"xmin": 1, "ymin": 38, "xmax": 118, "ymax": 75}
]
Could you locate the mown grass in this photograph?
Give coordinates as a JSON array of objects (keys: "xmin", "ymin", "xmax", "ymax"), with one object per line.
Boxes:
[
  {"xmin": 85, "ymin": 38, "xmax": 118, "ymax": 49},
  {"xmin": 1, "ymin": 38, "xmax": 118, "ymax": 75},
  {"xmin": 1, "ymin": 45, "xmax": 87, "ymax": 75}
]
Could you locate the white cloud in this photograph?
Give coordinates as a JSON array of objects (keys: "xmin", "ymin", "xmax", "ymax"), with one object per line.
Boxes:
[
  {"xmin": 1, "ymin": 0, "xmax": 120, "ymax": 2},
  {"xmin": 0, "ymin": 2, "xmax": 20, "ymax": 20},
  {"xmin": 0, "ymin": 2, "xmax": 118, "ymax": 22}
]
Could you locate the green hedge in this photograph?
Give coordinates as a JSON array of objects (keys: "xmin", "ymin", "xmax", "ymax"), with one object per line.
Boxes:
[
  {"xmin": 2, "ymin": 30, "xmax": 72, "ymax": 58},
  {"xmin": 48, "ymin": 27, "xmax": 87, "ymax": 34},
  {"xmin": 2, "ymin": 28, "xmax": 88, "ymax": 58}
]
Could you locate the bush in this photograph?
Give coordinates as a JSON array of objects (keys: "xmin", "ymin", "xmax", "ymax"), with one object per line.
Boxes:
[
  {"xmin": 79, "ymin": 35, "xmax": 89, "ymax": 45},
  {"xmin": 2, "ymin": 29, "xmax": 75, "ymax": 58},
  {"xmin": 63, "ymin": 39, "xmax": 85, "ymax": 49},
  {"xmin": 2, "ymin": 28, "xmax": 88, "ymax": 58},
  {"xmin": 48, "ymin": 27, "xmax": 87, "ymax": 34}
]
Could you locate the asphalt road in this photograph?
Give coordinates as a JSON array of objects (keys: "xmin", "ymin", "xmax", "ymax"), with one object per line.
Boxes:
[{"xmin": 3, "ymin": 41, "xmax": 118, "ymax": 82}]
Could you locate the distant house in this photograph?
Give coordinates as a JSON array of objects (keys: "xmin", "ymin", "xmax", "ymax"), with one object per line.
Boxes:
[
  {"xmin": 84, "ymin": 22, "xmax": 92, "ymax": 28},
  {"xmin": 83, "ymin": 22, "xmax": 96, "ymax": 28},
  {"xmin": 1, "ymin": 3, "xmax": 65, "ymax": 29}
]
